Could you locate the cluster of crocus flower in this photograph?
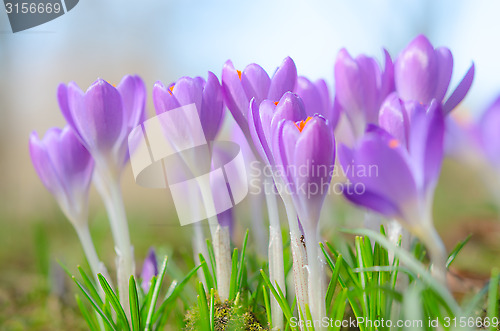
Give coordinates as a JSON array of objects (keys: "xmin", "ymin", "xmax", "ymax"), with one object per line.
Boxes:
[{"xmin": 30, "ymin": 34, "xmax": 477, "ymax": 330}]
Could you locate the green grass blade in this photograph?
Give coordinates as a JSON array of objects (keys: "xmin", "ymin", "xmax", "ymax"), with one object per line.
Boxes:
[
  {"xmin": 488, "ymin": 268, "xmax": 499, "ymax": 331},
  {"xmin": 78, "ymin": 266, "xmax": 103, "ymax": 306},
  {"xmin": 325, "ymin": 253, "xmax": 343, "ymax": 313},
  {"xmin": 260, "ymin": 270, "xmax": 297, "ymax": 331},
  {"xmin": 140, "ymin": 276, "xmax": 157, "ymax": 322},
  {"xmin": 262, "ymin": 285, "xmax": 272, "ymax": 329},
  {"xmin": 229, "ymin": 248, "xmax": 239, "ymax": 301},
  {"xmin": 206, "ymin": 239, "xmax": 217, "ymax": 289},
  {"xmin": 129, "ymin": 276, "xmax": 141, "ymax": 331},
  {"xmin": 446, "ymin": 234, "xmax": 472, "ymax": 268},
  {"xmin": 73, "ymin": 276, "xmax": 118, "ymax": 331},
  {"xmin": 198, "ymin": 254, "xmax": 214, "ymax": 290},
  {"xmin": 236, "ymin": 229, "xmax": 249, "ymax": 292},
  {"xmin": 97, "ymin": 274, "xmax": 130, "ymax": 331},
  {"xmin": 152, "ymin": 264, "xmax": 202, "ymax": 323},
  {"xmin": 209, "ymin": 288, "xmax": 215, "ymax": 331},
  {"xmin": 75, "ymin": 294, "xmax": 98, "ymax": 331},
  {"xmin": 145, "ymin": 256, "xmax": 168, "ymax": 331},
  {"xmin": 197, "ymin": 282, "xmax": 210, "ymax": 331}
]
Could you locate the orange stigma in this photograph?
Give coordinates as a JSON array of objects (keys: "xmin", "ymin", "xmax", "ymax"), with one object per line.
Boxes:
[
  {"xmin": 237, "ymin": 70, "xmax": 242, "ymax": 80},
  {"xmin": 388, "ymin": 139, "xmax": 399, "ymax": 149},
  {"xmin": 168, "ymin": 85, "xmax": 174, "ymax": 95},
  {"xmin": 106, "ymin": 81, "xmax": 117, "ymax": 87},
  {"xmin": 295, "ymin": 117, "xmax": 313, "ymax": 132},
  {"xmin": 274, "ymin": 101, "xmax": 279, "ymax": 106}
]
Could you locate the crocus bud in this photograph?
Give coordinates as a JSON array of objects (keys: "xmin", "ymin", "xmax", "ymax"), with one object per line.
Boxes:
[
  {"xmin": 334, "ymin": 48, "xmax": 394, "ymax": 139},
  {"xmin": 395, "ymin": 34, "xmax": 474, "ymax": 113},
  {"xmin": 57, "ymin": 75, "xmax": 146, "ymax": 178},
  {"xmin": 140, "ymin": 248, "xmax": 158, "ymax": 293},
  {"xmin": 29, "ymin": 126, "xmax": 94, "ymax": 225}
]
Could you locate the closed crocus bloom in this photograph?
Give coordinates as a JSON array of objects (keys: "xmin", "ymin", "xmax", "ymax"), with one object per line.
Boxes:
[
  {"xmin": 334, "ymin": 48, "xmax": 394, "ymax": 139},
  {"xmin": 30, "ymin": 126, "xmax": 93, "ymax": 225},
  {"xmin": 153, "ymin": 72, "xmax": 224, "ymax": 142},
  {"xmin": 222, "ymin": 57, "xmax": 297, "ymax": 140},
  {"xmin": 273, "ymin": 114, "xmax": 335, "ymax": 322},
  {"xmin": 58, "ymin": 75, "xmax": 146, "ymax": 179},
  {"xmin": 29, "ymin": 127, "xmax": 106, "ymax": 281},
  {"xmin": 341, "ymin": 102, "xmax": 448, "ymax": 284},
  {"xmin": 274, "ymin": 115, "xmax": 335, "ymax": 231},
  {"xmin": 395, "ymin": 34, "xmax": 475, "ymax": 113}
]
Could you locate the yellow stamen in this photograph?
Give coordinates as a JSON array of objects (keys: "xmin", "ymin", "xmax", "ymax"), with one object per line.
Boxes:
[
  {"xmin": 236, "ymin": 70, "xmax": 242, "ymax": 80},
  {"xmin": 106, "ymin": 81, "xmax": 117, "ymax": 88},
  {"xmin": 168, "ymin": 85, "xmax": 174, "ymax": 95},
  {"xmin": 388, "ymin": 139, "xmax": 399, "ymax": 149},
  {"xmin": 295, "ymin": 117, "xmax": 313, "ymax": 132}
]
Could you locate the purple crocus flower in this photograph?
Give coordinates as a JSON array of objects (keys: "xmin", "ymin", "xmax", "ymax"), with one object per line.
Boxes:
[
  {"xmin": 334, "ymin": 48, "xmax": 394, "ymax": 139},
  {"xmin": 222, "ymin": 57, "xmax": 297, "ymax": 140},
  {"xmin": 395, "ymin": 34, "xmax": 475, "ymax": 113},
  {"xmin": 249, "ymin": 92, "xmax": 307, "ymax": 166},
  {"xmin": 57, "ymin": 75, "xmax": 146, "ymax": 178},
  {"xmin": 140, "ymin": 248, "xmax": 158, "ymax": 293},
  {"xmin": 344, "ymin": 99, "xmax": 444, "ymax": 223},
  {"xmin": 29, "ymin": 126, "xmax": 94, "ymax": 225},
  {"xmin": 273, "ymin": 114, "xmax": 335, "ymax": 230},
  {"xmin": 153, "ymin": 72, "xmax": 224, "ymax": 142}
]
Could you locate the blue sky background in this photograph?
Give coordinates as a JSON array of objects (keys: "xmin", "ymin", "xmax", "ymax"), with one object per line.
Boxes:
[{"xmin": 1, "ymin": 0, "xmax": 499, "ymax": 217}]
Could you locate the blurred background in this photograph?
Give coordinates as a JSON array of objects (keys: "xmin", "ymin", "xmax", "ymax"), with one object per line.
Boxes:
[{"xmin": 1, "ymin": 0, "xmax": 500, "ymax": 329}]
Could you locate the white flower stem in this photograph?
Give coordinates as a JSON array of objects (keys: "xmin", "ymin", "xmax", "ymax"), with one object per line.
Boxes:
[
  {"xmin": 283, "ymin": 201, "xmax": 309, "ymax": 319},
  {"xmin": 74, "ymin": 223, "xmax": 109, "ymax": 285},
  {"xmin": 193, "ymin": 222, "xmax": 209, "ymax": 288},
  {"xmin": 93, "ymin": 169, "xmax": 134, "ymax": 313},
  {"xmin": 264, "ymin": 179, "xmax": 285, "ymax": 330},
  {"xmin": 304, "ymin": 225, "xmax": 326, "ymax": 328},
  {"xmin": 420, "ymin": 225, "xmax": 447, "ymax": 286},
  {"xmin": 198, "ymin": 177, "xmax": 231, "ymax": 301}
]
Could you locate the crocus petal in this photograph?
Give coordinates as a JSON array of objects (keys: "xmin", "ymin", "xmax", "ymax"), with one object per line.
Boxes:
[
  {"xmin": 407, "ymin": 101, "xmax": 444, "ymax": 192},
  {"xmin": 294, "ymin": 76, "xmax": 325, "ymax": 117},
  {"xmin": 355, "ymin": 55, "xmax": 380, "ymax": 123},
  {"xmin": 479, "ymin": 96, "xmax": 500, "ymax": 166},
  {"xmin": 344, "ymin": 186, "xmax": 402, "ymax": 218},
  {"xmin": 380, "ymin": 49, "xmax": 395, "ymax": 99},
  {"xmin": 434, "ymin": 47, "xmax": 453, "ymax": 103},
  {"xmin": 153, "ymin": 81, "xmax": 181, "ymax": 114},
  {"xmin": 117, "ymin": 75, "xmax": 146, "ymax": 132},
  {"xmin": 200, "ymin": 72, "xmax": 224, "ymax": 141},
  {"xmin": 171, "ymin": 77, "xmax": 204, "ymax": 116},
  {"xmin": 241, "ymin": 63, "xmax": 271, "ymax": 105},
  {"xmin": 249, "ymin": 98, "xmax": 274, "ymax": 165},
  {"xmin": 29, "ymin": 131, "xmax": 60, "ymax": 194},
  {"xmin": 395, "ymin": 34, "xmax": 438, "ymax": 104},
  {"xmin": 271, "ymin": 92, "xmax": 307, "ymax": 133},
  {"xmin": 442, "ymin": 63, "xmax": 475, "ymax": 114},
  {"xmin": 378, "ymin": 93, "xmax": 410, "ymax": 148},
  {"xmin": 273, "ymin": 120, "xmax": 300, "ymax": 189},
  {"xmin": 349, "ymin": 126, "xmax": 419, "ymax": 209},
  {"xmin": 70, "ymin": 79, "xmax": 124, "ymax": 152},
  {"xmin": 141, "ymin": 248, "xmax": 158, "ymax": 293},
  {"xmin": 268, "ymin": 57, "xmax": 297, "ymax": 101},
  {"xmin": 222, "ymin": 60, "xmax": 250, "ymax": 135}
]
